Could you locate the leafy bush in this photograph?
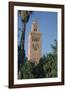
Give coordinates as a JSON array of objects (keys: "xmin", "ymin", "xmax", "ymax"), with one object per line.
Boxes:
[{"xmin": 18, "ymin": 40, "xmax": 57, "ymax": 79}]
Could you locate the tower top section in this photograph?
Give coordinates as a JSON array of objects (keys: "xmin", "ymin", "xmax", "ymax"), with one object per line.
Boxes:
[{"xmin": 31, "ymin": 20, "xmax": 39, "ymax": 32}]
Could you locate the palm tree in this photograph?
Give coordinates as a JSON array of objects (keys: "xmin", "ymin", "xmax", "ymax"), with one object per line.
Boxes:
[{"xmin": 19, "ymin": 11, "xmax": 32, "ymax": 64}]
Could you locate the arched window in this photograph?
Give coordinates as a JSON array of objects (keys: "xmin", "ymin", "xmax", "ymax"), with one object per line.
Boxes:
[{"xmin": 34, "ymin": 29, "xmax": 37, "ymax": 31}]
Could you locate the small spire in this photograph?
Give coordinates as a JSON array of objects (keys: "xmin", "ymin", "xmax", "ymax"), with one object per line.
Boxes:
[{"xmin": 31, "ymin": 19, "xmax": 39, "ymax": 32}]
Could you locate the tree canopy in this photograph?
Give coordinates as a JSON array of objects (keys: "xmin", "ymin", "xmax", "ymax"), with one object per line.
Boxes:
[{"xmin": 18, "ymin": 40, "xmax": 57, "ymax": 79}]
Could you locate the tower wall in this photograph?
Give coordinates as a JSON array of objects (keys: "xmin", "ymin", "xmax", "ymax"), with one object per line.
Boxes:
[{"xmin": 28, "ymin": 21, "xmax": 42, "ymax": 64}]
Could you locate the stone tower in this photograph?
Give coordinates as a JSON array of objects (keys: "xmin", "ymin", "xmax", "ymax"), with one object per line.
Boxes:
[{"xmin": 28, "ymin": 20, "xmax": 42, "ymax": 64}]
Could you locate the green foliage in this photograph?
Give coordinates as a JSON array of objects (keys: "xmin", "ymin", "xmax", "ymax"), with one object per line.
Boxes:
[
  {"xmin": 43, "ymin": 53, "xmax": 57, "ymax": 78},
  {"xmin": 19, "ymin": 11, "xmax": 33, "ymax": 23},
  {"xmin": 51, "ymin": 40, "xmax": 57, "ymax": 54},
  {"xmin": 20, "ymin": 61, "xmax": 34, "ymax": 79},
  {"xmin": 18, "ymin": 40, "xmax": 57, "ymax": 79}
]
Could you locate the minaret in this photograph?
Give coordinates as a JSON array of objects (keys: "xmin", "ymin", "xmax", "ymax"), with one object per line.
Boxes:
[{"xmin": 28, "ymin": 20, "xmax": 42, "ymax": 64}]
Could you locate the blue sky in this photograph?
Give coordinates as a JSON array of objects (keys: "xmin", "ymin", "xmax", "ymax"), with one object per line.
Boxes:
[{"xmin": 18, "ymin": 11, "xmax": 57, "ymax": 56}]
